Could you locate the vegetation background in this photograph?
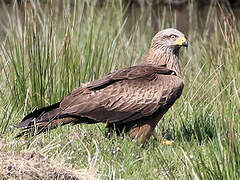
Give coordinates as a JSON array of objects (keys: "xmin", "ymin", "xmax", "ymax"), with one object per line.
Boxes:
[{"xmin": 0, "ymin": 0, "xmax": 239, "ymax": 179}]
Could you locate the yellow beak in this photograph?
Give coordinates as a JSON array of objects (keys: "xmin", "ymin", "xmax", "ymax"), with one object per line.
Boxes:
[{"xmin": 174, "ymin": 37, "xmax": 188, "ymax": 47}]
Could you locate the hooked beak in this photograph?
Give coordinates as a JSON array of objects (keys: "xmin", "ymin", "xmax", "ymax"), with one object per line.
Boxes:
[{"xmin": 174, "ymin": 37, "xmax": 188, "ymax": 47}]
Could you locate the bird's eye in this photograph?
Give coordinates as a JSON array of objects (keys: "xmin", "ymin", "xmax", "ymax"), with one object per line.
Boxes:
[{"xmin": 170, "ymin": 34, "xmax": 177, "ymax": 39}]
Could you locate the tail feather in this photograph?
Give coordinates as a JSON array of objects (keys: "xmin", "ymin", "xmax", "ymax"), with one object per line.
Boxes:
[
  {"xmin": 17, "ymin": 102, "xmax": 61, "ymax": 129},
  {"xmin": 16, "ymin": 102, "xmax": 98, "ymax": 138},
  {"xmin": 16, "ymin": 102, "xmax": 77, "ymax": 137}
]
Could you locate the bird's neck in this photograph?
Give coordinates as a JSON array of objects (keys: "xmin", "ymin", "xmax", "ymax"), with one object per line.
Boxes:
[{"xmin": 140, "ymin": 48, "xmax": 181, "ymax": 77}]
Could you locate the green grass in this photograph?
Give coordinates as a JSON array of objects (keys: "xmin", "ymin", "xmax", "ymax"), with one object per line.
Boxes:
[{"xmin": 0, "ymin": 0, "xmax": 240, "ymax": 179}]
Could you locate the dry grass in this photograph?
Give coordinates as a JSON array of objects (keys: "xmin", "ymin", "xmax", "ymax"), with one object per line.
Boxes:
[{"xmin": 0, "ymin": 141, "xmax": 99, "ymax": 180}]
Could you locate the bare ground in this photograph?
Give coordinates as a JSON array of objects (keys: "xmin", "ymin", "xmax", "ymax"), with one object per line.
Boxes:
[{"xmin": 0, "ymin": 141, "xmax": 99, "ymax": 180}]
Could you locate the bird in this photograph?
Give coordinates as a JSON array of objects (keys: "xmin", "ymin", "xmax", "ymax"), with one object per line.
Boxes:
[{"xmin": 17, "ymin": 28, "xmax": 188, "ymax": 143}]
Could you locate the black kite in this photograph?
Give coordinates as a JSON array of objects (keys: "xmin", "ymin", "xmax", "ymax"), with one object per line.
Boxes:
[{"xmin": 17, "ymin": 28, "xmax": 188, "ymax": 143}]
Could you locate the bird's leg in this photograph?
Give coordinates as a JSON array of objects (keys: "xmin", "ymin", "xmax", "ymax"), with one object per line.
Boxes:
[
  {"xmin": 105, "ymin": 123, "xmax": 124, "ymax": 138},
  {"xmin": 106, "ymin": 119, "xmax": 159, "ymax": 143},
  {"xmin": 128, "ymin": 123, "xmax": 156, "ymax": 144},
  {"xmin": 127, "ymin": 117, "xmax": 160, "ymax": 143},
  {"xmin": 152, "ymin": 130, "xmax": 158, "ymax": 140}
]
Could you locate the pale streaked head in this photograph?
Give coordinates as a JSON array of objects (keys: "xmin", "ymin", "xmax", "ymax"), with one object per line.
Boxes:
[{"xmin": 150, "ymin": 28, "xmax": 188, "ymax": 52}]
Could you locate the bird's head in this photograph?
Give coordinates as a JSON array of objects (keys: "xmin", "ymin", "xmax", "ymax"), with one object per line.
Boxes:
[{"xmin": 150, "ymin": 28, "xmax": 188, "ymax": 54}]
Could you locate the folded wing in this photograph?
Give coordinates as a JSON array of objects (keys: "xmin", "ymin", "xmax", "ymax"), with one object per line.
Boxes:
[{"xmin": 60, "ymin": 65, "xmax": 183, "ymax": 124}]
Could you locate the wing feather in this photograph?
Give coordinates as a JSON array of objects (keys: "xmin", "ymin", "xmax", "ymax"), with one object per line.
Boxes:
[
  {"xmin": 59, "ymin": 65, "xmax": 183, "ymax": 124},
  {"xmin": 86, "ymin": 65, "xmax": 175, "ymax": 90}
]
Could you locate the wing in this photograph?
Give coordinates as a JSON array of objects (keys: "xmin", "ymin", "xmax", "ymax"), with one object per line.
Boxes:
[
  {"xmin": 86, "ymin": 65, "xmax": 175, "ymax": 90},
  {"xmin": 59, "ymin": 65, "xmax": 183, "ymax": 124}
]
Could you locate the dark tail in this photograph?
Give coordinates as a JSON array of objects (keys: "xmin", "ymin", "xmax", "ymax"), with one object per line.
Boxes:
[{"xmin": 16, "ymin": 102, "xmax": 75, "ymax": 137}]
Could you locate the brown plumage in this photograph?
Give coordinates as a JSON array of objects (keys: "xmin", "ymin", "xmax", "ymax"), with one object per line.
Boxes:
[{"xmin": 17, "ymin": 28, "xmax": 188, "ymax": 143}]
